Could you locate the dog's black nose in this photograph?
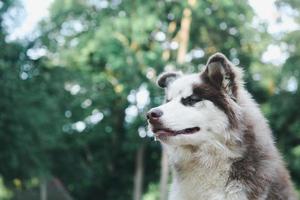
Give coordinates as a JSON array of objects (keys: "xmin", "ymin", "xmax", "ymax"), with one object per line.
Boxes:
[{"xmin": 147, "ymin": 109, "xmax": 163, "ymax": 120}]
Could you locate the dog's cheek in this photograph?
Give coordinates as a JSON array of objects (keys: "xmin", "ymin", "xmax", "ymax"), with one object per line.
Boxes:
[{"xmin": 201, "ymin": 103, "xmax": 230, "ymax": 133}]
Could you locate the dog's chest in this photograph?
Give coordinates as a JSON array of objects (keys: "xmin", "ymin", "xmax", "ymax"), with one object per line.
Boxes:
[{"xmin": 170, "ymin": 166, "xmax": 230, "ymax": 200}]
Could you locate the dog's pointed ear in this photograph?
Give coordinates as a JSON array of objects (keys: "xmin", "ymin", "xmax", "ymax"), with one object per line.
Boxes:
[
  {"xmin": 157, "ymin": 71, "xmax": 182, "ymax": 88},
  {"xmin": 204, "ymin": 53, "xmax": 237, "ymax": 99}
]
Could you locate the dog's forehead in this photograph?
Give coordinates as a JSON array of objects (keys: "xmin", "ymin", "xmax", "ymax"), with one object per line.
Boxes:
[{"xmin": 167, "ymin": 73, "xmax": 201, "ymax": 98}]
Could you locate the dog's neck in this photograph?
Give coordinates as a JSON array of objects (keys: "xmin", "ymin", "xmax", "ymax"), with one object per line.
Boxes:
[
  {"xmin": 167, "ymin": 143, "xmax": 236, "ymax": 172},
  {"xmin": 165, "ymin": 134, "xmax": 243, "ymax": 168}
]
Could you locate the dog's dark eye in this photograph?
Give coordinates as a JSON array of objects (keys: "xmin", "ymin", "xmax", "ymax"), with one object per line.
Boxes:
[{"xmin": 181, "ymin": 95, "xmax": 203, "ymax": 106}]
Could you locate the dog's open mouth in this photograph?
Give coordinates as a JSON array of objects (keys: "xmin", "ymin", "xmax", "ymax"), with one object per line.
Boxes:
[{"xmin": 153, "ymin": 127, "xmax": 200, "ymax": 137}]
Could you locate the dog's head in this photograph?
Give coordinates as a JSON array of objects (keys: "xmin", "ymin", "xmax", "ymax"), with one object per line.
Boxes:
[{"xmin": 147, "ymin": 53, "xmax": 244, "ymax": 147}]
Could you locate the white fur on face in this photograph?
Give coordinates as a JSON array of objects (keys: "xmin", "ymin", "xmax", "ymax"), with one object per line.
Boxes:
[{"xmin": 151, "ymin": 73, "xmax": 230, "ymax": 147}]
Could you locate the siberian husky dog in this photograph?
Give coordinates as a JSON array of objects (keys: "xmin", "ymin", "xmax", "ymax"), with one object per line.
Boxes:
[{"xmin": 147, "ymin": 53, "xmax": 297, "ymax": 200}]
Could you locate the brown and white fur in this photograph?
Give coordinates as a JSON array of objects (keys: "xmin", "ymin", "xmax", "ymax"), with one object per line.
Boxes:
[{"xmin": 147, "ymin": 53, "xmax": 297, "ymax": 200}]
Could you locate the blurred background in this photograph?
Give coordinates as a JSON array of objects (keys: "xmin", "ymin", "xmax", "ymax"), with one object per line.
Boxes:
[{"xmin": 0, "ymin": 0, "xmax": 300, "ymax": 199}]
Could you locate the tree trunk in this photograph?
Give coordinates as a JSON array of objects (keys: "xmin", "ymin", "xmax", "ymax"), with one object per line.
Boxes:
[
  {"xmin": 40, "ymin": 177, "xmax": 47, "ymax": 200},
  {"xmin": 176, "ymin": 0, "xmax": 197, "ymax": 64},
  {"xmin": 133, "ymin": 144, "xmax": 145, "ymax": 200},
  {"xmin": 160, "ymin": 145, "xmax": 169, "ymax": 200}
]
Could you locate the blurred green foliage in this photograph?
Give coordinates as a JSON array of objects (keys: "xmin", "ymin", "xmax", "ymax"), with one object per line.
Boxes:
[{"xmin": 0, "ymin": 0, "xmax": 299, "ymax": 199}]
